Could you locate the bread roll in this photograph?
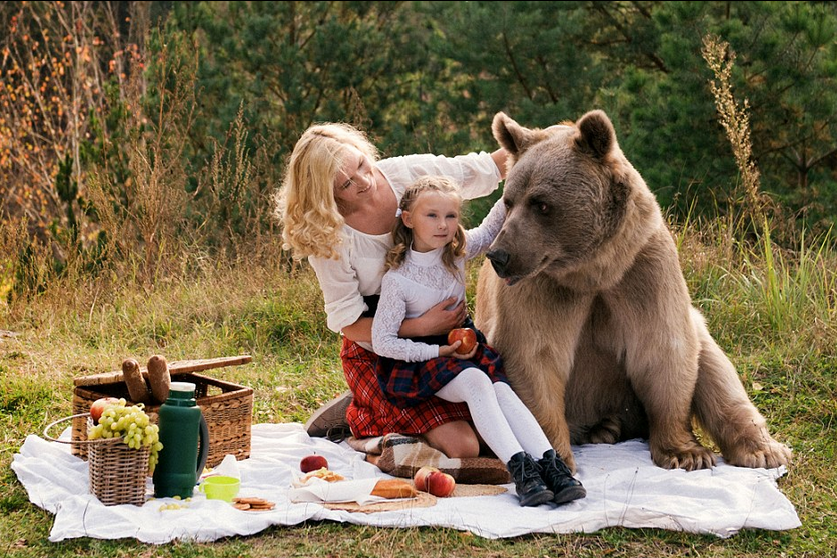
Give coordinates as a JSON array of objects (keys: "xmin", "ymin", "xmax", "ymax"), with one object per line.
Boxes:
[
  {"xmin": 371, "ymin": 479, "xmax": 418, "ymax": 499},
  {"xmin": 147, "ymin": 354, "xmax": 171, "ymax": 403},
  {"xmin": 301, "ymin": 468, "xmax": 345, "ymax": 483},
  {"xmin": 122, "ymin": 358, "xmax": 149, "ymax": 403}
]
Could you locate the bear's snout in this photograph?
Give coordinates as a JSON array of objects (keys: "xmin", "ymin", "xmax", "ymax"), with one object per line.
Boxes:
[{"xmin": 487, "ymin": 249, "xmax": 511, "ymax": 276}]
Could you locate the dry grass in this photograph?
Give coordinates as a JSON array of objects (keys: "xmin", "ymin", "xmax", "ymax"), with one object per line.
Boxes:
[{"xmin": 701, "ymin": 35, "xmax": 769, "ymax": 236}]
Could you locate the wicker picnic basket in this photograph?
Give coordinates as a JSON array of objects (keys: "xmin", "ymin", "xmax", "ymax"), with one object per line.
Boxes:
[
  {"xmin": 70, "ymin": 356, "xmax": 253, "ymax": 467},
  {"xmin": 44, "ymin": 415, "xmax": 150, "ymax": 506}
]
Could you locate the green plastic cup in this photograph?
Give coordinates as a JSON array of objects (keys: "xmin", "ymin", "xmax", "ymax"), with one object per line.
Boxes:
[{"xmin": 199, "ymin": 475, "xmax": 240, "ymax": 502}]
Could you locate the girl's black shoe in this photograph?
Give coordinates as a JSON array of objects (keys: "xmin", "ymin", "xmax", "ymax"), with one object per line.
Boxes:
[
  {"xmin": 507, "ymin": 451, "xmax": 554, "ymax": 507},
  {"xmin": 538, "ymin": 449, "xmax": 586, "ymax": 505}
]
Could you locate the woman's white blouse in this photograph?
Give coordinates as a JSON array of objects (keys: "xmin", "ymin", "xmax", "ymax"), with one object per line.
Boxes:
[{"xmin": 308, "ymin": 152, "xmax": 502, "ymax": 346}]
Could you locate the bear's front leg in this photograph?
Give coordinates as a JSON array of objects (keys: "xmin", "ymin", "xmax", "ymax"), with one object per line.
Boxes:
[
  {"xmin": 609, "ymin": 234, "xmax": 718, "ymax": 471},
  {"xmin": 624, "ymin": 331, "xmax": 717, "ymax": 471},
  {"xmin": 691, "ymin": 311, "xmax": 792, "ymax": 469}
]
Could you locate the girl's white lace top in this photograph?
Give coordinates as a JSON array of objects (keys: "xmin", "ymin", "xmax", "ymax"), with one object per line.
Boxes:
[{"xmin": 371, "ymin": 199, "xmax": 506, "ymax": 362}]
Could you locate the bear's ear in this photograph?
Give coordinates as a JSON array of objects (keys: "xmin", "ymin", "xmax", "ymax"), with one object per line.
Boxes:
[
  {"xmin": 575, "ymin": 110, "xmax": 615, "ymax": 160},
  {"xmin": 492, "ymin": 112, "xmax": 536, "ymax": 159}
]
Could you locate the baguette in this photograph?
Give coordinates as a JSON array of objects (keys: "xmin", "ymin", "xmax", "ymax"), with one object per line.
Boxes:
[
  {"xmin": 371, "ymin": 479, "xmax": 418, "ymax": 499},
  {"xmin": 147, "ymin": 354, "xmax": 171, "ymax": 403},
  {"xmin": 122, "ymin": 358, "xmax": 149, "ymax": 403}
]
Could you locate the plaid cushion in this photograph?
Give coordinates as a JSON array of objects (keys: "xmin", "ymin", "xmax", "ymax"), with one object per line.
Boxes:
[{"xmin": 347, "ymin": 433, "xmax": 511, "ymax": 484}]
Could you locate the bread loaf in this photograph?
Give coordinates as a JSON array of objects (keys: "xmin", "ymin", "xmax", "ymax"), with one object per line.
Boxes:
[
  {"xmin": 147, "ymin": 354, "xmax": 171, "ymax": 403},
  {"xmin": 122, "ymin": 358, "xmax": 149, "ymax": 403},
  {"xmin": 371, "ymin": 479, "xmax": 418, "ymax": 499}
]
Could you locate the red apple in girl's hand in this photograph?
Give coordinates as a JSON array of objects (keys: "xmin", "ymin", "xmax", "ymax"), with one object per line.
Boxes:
[
  {"xmin": 300, "ymin": 454, "xmax": 329, "ymax": 473},
  {"xmin": 413, "ymin": 465, "xmax": 440, "ymax": 492},
  {"xmin": 447, "ymin": 328, "xmax": 477, "ymax": 353},
  {"xmin": 89, "ymin": 397, "xmax": 119, "ymax": 424}
]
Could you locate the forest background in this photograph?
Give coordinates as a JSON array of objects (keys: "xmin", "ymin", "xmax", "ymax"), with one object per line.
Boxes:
[
  {"xmin": 2, "ymin": 1, "xmax": 837, "ymax": 289},
  {"xmin": 1, "ymin": 2, "xmax": 836, "ymax": 557}
]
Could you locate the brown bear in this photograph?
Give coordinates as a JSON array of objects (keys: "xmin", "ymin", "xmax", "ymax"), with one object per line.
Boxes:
[{"xmin": 475, "ymin": 109, "xmax": 791, "ymax": 473}]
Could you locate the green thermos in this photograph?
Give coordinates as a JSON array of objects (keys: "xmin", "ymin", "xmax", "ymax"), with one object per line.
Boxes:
[{"xmin": 152, "ymin": 381, "xmax": 209, "ymax": 498}]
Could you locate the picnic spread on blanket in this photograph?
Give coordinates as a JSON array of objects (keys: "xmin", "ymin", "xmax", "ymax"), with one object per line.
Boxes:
[{"xmin": 12, "ymin": 355, "xmax": 800, "ymax": 544}]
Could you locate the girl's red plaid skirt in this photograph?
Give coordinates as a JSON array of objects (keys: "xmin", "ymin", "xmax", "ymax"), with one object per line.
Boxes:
[
  {"xmin": 375, "ymin": 338, "xmax": 508, "ymax": 408},
  {"xmin": 341, "ymin": 338, "xmax": 474, "ymax": 437}
]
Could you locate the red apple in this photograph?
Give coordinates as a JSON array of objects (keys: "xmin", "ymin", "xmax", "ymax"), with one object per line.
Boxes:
[
  {"xmin": 413, "ymin": 465, "xmax": 440, "ymax": 492},
  {"xmin": 447, "ymin": 328, "xmax": 477, "ymax": 354},
  {"xmin": 300, "ymin": 454, "xmax": 329, "ymax": 473},
  {"xmin": 426, "ymin": 470, "xmax": 456, "ymax": 497},
  {"xmin": 89, "ymin": 397, "xmax": 119, "ymax": 424}
]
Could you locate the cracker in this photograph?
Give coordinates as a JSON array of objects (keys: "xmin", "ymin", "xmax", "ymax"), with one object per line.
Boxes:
[
  {"xmin": 233, "ymin": 496, "xmax": 275, "ymax": 511},
  {"xmin": 233, "ymin": 497, "xmax": 267, "ymax": 506}
]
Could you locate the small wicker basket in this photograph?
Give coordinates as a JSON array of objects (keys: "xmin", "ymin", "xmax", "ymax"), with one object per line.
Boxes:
[{"xmin": 44, "ymin": 414, "xmax": 150, "ymax": 506}]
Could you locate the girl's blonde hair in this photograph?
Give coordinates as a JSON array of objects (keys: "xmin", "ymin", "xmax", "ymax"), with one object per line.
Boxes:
[
  {"xmin": 385, "ymin": 176, "xmax": 466, "ymax": 277},
  {"xmin": 275, "ymin": 123, "xmax": 379, "ymax": 260}
]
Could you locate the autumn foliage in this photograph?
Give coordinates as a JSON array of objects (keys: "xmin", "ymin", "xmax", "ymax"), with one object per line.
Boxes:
[
  {"xmin": 1, "ymin": 2, "xmax": 134, "ymax": 235},
  {"xmin": 0, "ymin": 1, "xmax": 146, "ymax": 296}
]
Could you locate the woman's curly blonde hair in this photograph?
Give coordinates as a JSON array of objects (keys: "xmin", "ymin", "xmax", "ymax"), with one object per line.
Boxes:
[
  {"xmin": 275, "ymin": 123, "xmax": 379, "ymax": 260},
  {"xmin": 385, "ymin": 176, "xmax": 466, "ymax": 278}
]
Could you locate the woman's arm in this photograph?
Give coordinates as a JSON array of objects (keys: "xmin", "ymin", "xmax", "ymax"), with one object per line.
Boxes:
[
  {"xmin": 341, "ymin": 317, "xmax": 373, "ymax": 344},
  {"xmin": 342, "ymin": 297, "xmax": 466, "ymax": 343},
  {"xmin": 308, "ymin": 254, "xmax": 370, "ymax": 335},
  {"xmin": 491, "ymin": 148, "xmax": 508, "ymax": 180},
  {"xmin": 399, "ymin": 297, "xmax": 466, "ymax": 337},
  {"xmin": 372, "ymin": 275, "xmax": 440, "ymax": 362},
  {"xmin": 379, "ymin": 150, "xmax": 506, "ymax": 203}
]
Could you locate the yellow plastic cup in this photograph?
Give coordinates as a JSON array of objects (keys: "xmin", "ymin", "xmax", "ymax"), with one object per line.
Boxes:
[{"xmin": 199, "ymin": 475, "xmax": 240, "ymax": 502}]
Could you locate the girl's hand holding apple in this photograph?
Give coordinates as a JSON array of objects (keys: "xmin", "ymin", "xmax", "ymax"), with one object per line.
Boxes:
[
  {"xmin": 440, "ymin": 328, "xmax": 478, "ymax": 359},
  {"xmin": 439, "ymin": 341, "xmax": 478, "ymax": 359},
  {"xmin": 447, "ymin": 328, "xmax": 477, "ymax": 353}
]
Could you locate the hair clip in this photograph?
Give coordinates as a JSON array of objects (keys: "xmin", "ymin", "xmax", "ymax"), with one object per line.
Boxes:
[{"xmin": 395, "ymin": 208, "xmax": 403, "ymax": 217}]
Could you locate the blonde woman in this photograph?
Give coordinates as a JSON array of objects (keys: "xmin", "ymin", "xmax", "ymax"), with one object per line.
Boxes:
[{"xmin": 277, "ymin": 122, "xmax": 506, "ymax": 459}]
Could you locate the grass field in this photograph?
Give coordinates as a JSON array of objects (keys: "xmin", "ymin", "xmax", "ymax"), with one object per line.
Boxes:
[{"xmin": 1, "ymin": 223, "xmax": 835, "ymax": 557}]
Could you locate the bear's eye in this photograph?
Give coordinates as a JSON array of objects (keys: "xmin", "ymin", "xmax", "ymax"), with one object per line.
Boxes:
[{"xmin": 529, "ymin": 199, "xmax": 549, "ymax": 215}]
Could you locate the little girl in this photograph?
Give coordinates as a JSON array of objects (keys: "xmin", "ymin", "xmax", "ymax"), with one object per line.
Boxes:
[{"xmin": 371, "ymin": 176, "xmax": 585, "ymax": 507}]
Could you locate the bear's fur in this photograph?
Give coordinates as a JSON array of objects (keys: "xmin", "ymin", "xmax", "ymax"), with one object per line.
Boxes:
[{"xmin": 475, "ymin": 110, "xmax": 791, "ymax": 472}]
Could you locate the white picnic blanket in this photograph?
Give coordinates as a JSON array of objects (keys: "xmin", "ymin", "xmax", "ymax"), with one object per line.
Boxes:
[{"xmin": 12, "ymin": 423, "xmax": 800, "ymax": 544}]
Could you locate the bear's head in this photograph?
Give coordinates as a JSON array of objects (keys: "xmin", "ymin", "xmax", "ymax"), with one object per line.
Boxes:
[{"xmin": 487, "ymin": 110, "xmax": 661, "ymax": 289}]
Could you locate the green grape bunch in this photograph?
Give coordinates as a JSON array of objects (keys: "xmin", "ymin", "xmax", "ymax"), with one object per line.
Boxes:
[{"xmin": 88, "ymin": 399, "xmax": 163, "ymax": 473}]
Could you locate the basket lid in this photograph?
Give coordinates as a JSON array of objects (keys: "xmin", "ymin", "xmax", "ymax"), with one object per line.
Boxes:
[{"xmin": 72, "ymin": 356, "xmax": 253, "ymax": 387}]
